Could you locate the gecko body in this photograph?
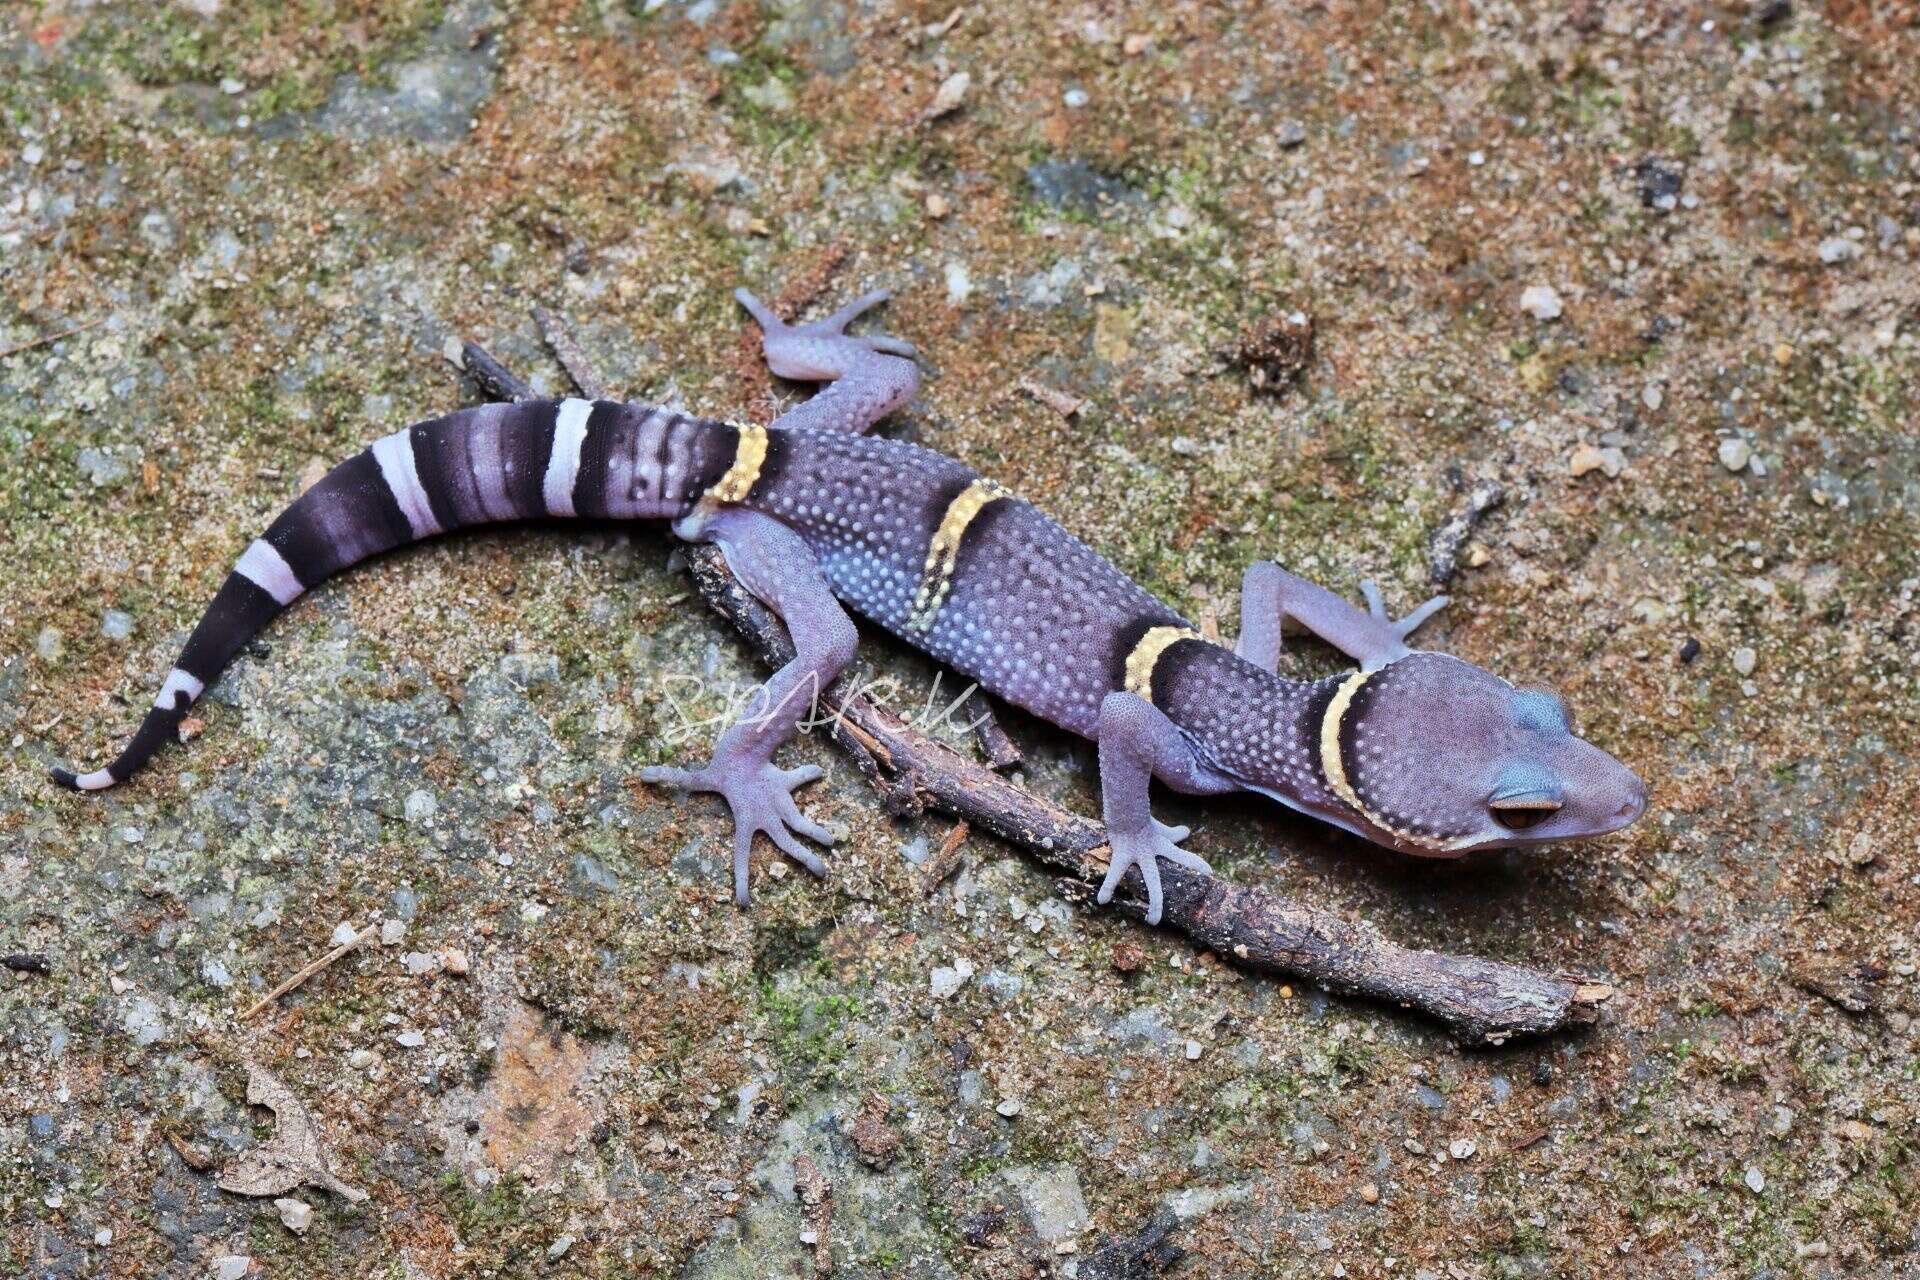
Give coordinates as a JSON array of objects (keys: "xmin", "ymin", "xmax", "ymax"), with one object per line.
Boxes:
[{"xmin": 56, "ymin": 287, "xmax": 1646, "ymax": 923}]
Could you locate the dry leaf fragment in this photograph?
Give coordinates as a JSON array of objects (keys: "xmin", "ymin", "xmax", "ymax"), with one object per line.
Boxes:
[
  {"xmin": 217, "ymin": 1062, "xmax": 369, "ymax": 1202},
  {"xmin": 849, "ymin": 1093, "xmax": 901, "ymax": 1168}
]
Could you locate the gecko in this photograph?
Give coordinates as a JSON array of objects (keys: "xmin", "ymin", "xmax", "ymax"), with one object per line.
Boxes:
[{"xmin": 54, "ymin": 286, "xmax": 1647, "ymax": 924}]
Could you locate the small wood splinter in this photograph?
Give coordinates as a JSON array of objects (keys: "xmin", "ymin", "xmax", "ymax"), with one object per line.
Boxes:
[{"xmin": 238, "ymin": 922, "xmax": 379, "ymax": 1023}]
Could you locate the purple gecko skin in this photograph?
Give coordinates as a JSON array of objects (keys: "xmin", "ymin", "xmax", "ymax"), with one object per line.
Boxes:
[{"xmin": 54, "ymin": 288, "xmax": 1647, "ymax": 924}]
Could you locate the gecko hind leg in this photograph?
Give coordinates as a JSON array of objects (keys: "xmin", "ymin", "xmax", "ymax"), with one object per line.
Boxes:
[
  {"xmin": 640, "ymin": 509, "xmax": 857, "ymax": 905},
  {"xmin": 736, "ymin": 286, "xmax": 921, "ymax": 434}
]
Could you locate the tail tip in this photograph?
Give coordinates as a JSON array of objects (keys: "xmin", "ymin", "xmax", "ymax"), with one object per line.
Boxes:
[{"xmin": 50, "ymin": 765, "xmax": 114, "ymax": 792}]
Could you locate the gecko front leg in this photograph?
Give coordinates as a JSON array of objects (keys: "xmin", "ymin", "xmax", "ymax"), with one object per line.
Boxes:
[
  {"xmin": 1235, "ymin": 561, "xmax": 1448, "ymax": 673},
  {"xmin": 641, "ymin": 508, "xmax": 858, "ymax": 904},
  {"xmin": 1094, "ymin": 692, "xmax": 1235, "ymax": 926},
  {"xmin": 736, "ymin": 286, "xmax": 920, "ymax": 434}
]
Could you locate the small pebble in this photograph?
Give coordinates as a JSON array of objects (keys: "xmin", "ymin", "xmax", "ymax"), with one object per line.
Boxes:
[
  {"xmin": 395, "ymin": 1029, "xmax": 425, "ymax": 1051},
  {"xmin": 925, "ymin": 192, "xmax": 951, "ymax": 219},
  {"xmin": 94, "ymin": 1228, "xmax": 113, "ymax": 1246},
  {"xmin": 211, "ymin": 1256, "xmax": 251, "ymax": 1280},
  {"xmin": 1678, "ymin": 637, "xmax": 1701, "ymax": 665},
  {"xmin": 1062, "ymin": 87, "xmax": 1089, "ymax": 108},
  {"xmin": 1184, "ymin": 1039, "xmax": 1203, "ymax": 1061},
  {"xmin": 1718, "ymin": 437, "xmax": 1752, "ymax": 472},
  {"xmin": 1276, "ymin": 120, "xmax": 1308, "ymax": 148},
  {"xmin": 1569, "ymin": 444, "xmax": 1625, "ymax": 479},
  {"xmin": 1732, "ymin": 647, "xmax": 1757, "ymax": 677},
  {"xmin": 331, "ymin": 921, "xmax": 361, "ymax": 946},
  {"xmin": 1519, "ymin": 284, "xmax": 1563, "ymax": 321},
  {"xmin": 547, "ymin": 1235, "xmax": 575, "ymax": 1260},
  {"xmin": 1359, "ymin": 1182, "xmax": 1380, "ymax": 1204},
  {"xmin": 1744, "ymin": 1165, "xmax": 1766, "ymax": 1194},
  {"xmin": 101, "ymin": 610, "xmax": 134, "ymax": 641},
  {"xmin": 348, "ymin": 1049, "xmax": 376, "ymax": 1069},
  {"xmin": 996, "ymin": 1098, "xmax": 1024, "ymax": 1117},
  {"xmin": 274, "ymin": 1198, "xmax": 312, "ymax": 1233},
  {"xmin": 220, "ymin": 77, "xmax": 246, "ymax": 95},
  {"xmin": 380, "ymin": 919, "xmax": 407, "ymax": 946},
  {"xmin": 1122, "ymin": 32, "xmax": 1152, "ymax": 55},
  {"xmin": 926, "ymin": 71, "xmax": 970, "ymax": 119},
  {"xmin": 1816, "ymin": 236, "xmax": 1858, "ymax": 264},
  {"xmin": 1449, "ymin": 1138, "xmax": 1477, "ymax": 1160},
  {"xmin": 35, "ymin": 626, "xmax": 63, "ymax": 663},
  {"xmin": 930, "ymin": 957, "xmax": 975, "ymax": 999},
  {"xmin": 442, "ymin": 948, "xmax": 470, "ymax": 976}
]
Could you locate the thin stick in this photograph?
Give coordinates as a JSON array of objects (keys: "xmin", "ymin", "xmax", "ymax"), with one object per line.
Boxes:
[
  {"xmin": 0, "ymin": 315, "xmax": 105, "ymax": 361},
  {"xmin": 963, "ymin": 688, "xmax": 1023, "ymax": 771},
  {"xmin": 457, "ymin": 336, "xmax": 1610, "ymax": 1046},
  {"xmin": 458, "ymin": 342, "xmax": 535, "ymax": 403},
  {"xmin": 535, "ymin": 306, "xmax": 611, "ymax": 400},
  {"xmin": 920, "ymin": 820, "xmax": 970, "ymax": 896},
  {"xmin": 238, "ymin": 923, "xmax": 379, "ymax": 1023}
]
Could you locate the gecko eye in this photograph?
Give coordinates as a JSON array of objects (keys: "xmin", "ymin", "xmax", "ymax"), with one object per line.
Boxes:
[{"xmin": 1489, "ymin": 801, "xmax": 1560, "ymax": 831}]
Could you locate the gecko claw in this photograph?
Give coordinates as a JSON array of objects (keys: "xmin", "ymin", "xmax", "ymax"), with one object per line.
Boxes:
[
  {"xmin": 1096, "ymin": 821, "xmax": 1211, "ymax": 927},
  {"xmin": 640, "ymin": 756, "xmax": 834, "ymax": 904},
  {"xmin": 809, "ymin": 288, "xmax": 891, "ymax": 334},
  {"xmin": 1359, "ymin": 579, "xmax": 1448, "ymax": 642}
]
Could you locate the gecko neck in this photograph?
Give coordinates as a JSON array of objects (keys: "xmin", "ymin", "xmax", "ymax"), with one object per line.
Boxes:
[{"xmin": 1155, "ymin": 643, "xmax": 1346, "ymax": 812}]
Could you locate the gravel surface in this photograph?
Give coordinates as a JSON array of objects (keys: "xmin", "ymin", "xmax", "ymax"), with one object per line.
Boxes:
[{"xmin": 2, "ymin": 2, "xmax": 1917, "ymax": 1276}]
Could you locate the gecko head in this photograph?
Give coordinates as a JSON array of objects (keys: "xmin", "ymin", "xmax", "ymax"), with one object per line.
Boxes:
[{"xmin": 1314, "ymin": 652, "xmax": 1646, "ymax": 857}]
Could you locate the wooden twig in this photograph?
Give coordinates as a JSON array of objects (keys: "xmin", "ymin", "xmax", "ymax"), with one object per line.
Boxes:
[
  {"xmin": 458, "ymin": 341, "xmax": 535, "ymax": 403},
  {"xmin": 1428, "ymin": 480, "xmax": 1504, "ymax": 585},
  {"xmin": 962, "ymin": 688, "xmax": 1022, "ymax": 771},
  {"xmin": 535, "ymin": 306, "xmax": 611, "ymax": 400},
  {"xmin": 238, "ymin": 923, "xmax": 379, "ymax": 1022},
  {"xmin": 457, "ymin": 336, "xmax": 1610, "ymax": 1046},
  {"xmin": 0, "ymin": 315, "xmax": 104, "ymax": 361}
]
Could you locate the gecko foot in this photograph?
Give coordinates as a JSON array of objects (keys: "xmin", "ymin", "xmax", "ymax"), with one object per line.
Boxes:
[
  {"xmin": 639, "ymin": 757, "xmax": 834, "ymax": 905},
  {"xmin": 1096, "ymin": 820, "xmax": 1212, "ymax": 928},
  {"xmin": 1358, "ymin": 580, "xmax": 1450, "ymax": 643},
  {"xmin": 736, "ymin": 287, "xmax": 917, "ymax": 379}
]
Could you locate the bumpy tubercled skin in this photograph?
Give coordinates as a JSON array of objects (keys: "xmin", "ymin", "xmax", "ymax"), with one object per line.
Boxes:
[{"xmin": 53, "ymin": 288, "xmax": 1648, "ymax": 924}]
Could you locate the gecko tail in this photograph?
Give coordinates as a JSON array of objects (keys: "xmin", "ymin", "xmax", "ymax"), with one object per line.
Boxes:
[{"xmin": 52, "ymin": 396, "xmax": 734, "ymax": 796}]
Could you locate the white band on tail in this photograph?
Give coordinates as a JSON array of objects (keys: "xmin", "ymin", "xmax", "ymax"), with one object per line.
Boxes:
[
  {"xmin": 235, "ymin": 539, "xmax": 304, "ymax": 606},
  {"xmin": 154, "ymin": 667, "xmax": 205, "ymax": 711},
  {"xmin": 543, "ymin": 398, "xmax": 594, "ymax": 517},
  {"xmin": 372, "ymin": 429, "xmax": 442, "ymax": 539}
]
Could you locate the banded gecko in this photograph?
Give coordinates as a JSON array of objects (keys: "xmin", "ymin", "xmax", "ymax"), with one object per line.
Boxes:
[{"xmin": 55, "ymin": 287, "xmax": 1647, "ymax": 924}]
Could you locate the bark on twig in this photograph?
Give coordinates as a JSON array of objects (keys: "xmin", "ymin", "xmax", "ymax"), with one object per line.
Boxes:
[
  {"xmin": 962, "ymin": 688, "xmax": 1022, "ymax": 771},
  {"xmin": 458, "ymin": 336, "xmax": 1610, "ymax": 1046}
]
